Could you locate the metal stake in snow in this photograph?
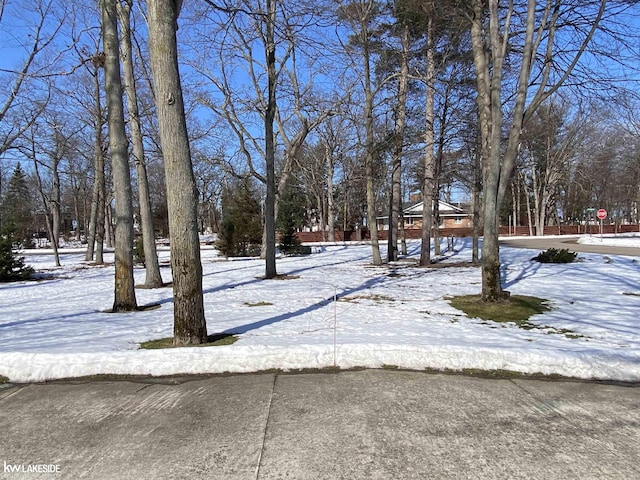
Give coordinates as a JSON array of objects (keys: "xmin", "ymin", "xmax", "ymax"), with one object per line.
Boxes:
[{"xmin": 333, "ymin": 285, "xmax": 337, "ymax": 368}]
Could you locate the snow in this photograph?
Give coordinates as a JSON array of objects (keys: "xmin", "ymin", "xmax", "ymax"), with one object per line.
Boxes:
[
  {"xmin": 1, "ymin": 235, "xmax": 639, "ymax": 383},
  {"xmin": 578, "ymin": 232, "xmax": 640, "ymax": 247}
]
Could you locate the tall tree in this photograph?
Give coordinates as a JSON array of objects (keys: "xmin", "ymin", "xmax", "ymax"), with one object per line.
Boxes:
[
  {"xmin": 387, "ymin": 14, "xmax": 410, "ymax": 262},
  {"xmin": 264, "ymin": 0, "xmax": 277, "ymax": 278},
  {"xmin": 147, "ymin": 0, "xmax": 207, "ymax": 345},
  {"xmin": 337, "ymin": 0, "xmax": 385, "ymax": 265},
  {"xmin": 117, "ymin": 0, "xmax": 163, "ymax": 288},
  {"xmin": 468, "ymin": 0, "xmax": 607, "ymax": 301},
  {"xmin": 196, "ymin": 0, "xmax": 335, "ymax": 276},
  {"xmin": 83, "ymin": 51, "xmax": 107, "ymax": 265},
  {"xmin": 100, "ymin": 0, "xmax": 137, "ymax": 311},
  {"xmin": 420, "ymin": 13, "xmax": 436, "ymax": 266}
]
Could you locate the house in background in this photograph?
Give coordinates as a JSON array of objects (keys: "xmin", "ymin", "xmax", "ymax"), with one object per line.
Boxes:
[{"xmin": 377, "ymin": 200, "xmax": 472, "ymax": 231}]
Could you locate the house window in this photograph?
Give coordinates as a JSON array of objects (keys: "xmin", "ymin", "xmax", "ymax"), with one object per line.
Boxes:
[{"xmin": 455, "ymin": 217, "xmax": 462, "ymax": 224}]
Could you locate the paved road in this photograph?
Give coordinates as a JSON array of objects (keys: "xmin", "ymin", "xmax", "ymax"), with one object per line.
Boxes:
[
  {"xmin": 500, "ymin": 236, "xmax": 640, "ymax": 257},
  {"xmin": 1, "ymin": 370, "xmax": 638, "ymax": 479}
]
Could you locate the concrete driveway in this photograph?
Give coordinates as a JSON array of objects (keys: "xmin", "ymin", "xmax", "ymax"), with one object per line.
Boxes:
[
  {"xmin": 500, "ymin": 236, "xmax": 640, "ymax": 257},
  {"xmin": 1, "ymin": 370, "xmax": 638, "ymax": 479}
]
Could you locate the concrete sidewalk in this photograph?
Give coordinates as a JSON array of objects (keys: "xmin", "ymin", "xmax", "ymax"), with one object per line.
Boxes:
[
  {"xmin": 500, "ymin": 236, "xmax": 640, "ymax": 257},
  {"xmin": 1, "ymin": 370, "xmax": 638, "ymax": 479}
]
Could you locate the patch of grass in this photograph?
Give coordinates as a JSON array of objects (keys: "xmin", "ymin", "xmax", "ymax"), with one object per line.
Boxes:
[
  {"xmin": 449, "ymin": 294, "xmax": 549, "ymax": 326},
  {"xmin": 448, "ymin": 294, "xmax": 584, "ymax": 339},
  {"xmin": 284, "ymin": 366, "xmax": 343, "ymax": 374},
  {"xmin": 244, "ymin": 301, "xmax": 273, "ymax": 307},
  {"xmin": 256, "ymin": 368, "xmax": 285, "ymax": 375},
  {"xmin": 338, "ymin": 294, "xmax": 395, "ymax": 303},
  {"xmin": 258, "ymin": 274, "xmax": 300, "ymax": 280},
  {"xmin": 140, "ymin": 333, "xmax": 239, "ymax": 350},
  {"xmin": 422, "ymin": 367, "xmax": 567, "ymax": 381},
  {"xmin": 102, "ymin": 303, "xmax": 162, "ymax": 314}
]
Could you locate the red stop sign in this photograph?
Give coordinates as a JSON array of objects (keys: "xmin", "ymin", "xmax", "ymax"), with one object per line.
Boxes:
[{"xmin": 597, "ymin": 209, "xmax": 607, "ymax": 220}]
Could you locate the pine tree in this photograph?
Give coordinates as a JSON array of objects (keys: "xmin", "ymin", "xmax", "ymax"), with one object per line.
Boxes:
[
  {"xmin": 277, "ymin": 179, "xmax": 306, "ymax": 255},
  {"xmin": 217, "ymin": 179, "xmax": 263, "ymax": 257},
  {"xmin": 0, "ymin": 163, "xmax": 33, "ymax": 247},
  {"xmin": 0, "ymin": 225, "xmax": 34, "ymax": 281}
]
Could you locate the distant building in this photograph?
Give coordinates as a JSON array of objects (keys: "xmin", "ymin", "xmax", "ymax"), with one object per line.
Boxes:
[{"xmin": 377, "ymin": 200, "xmax": 472, "ymax": 231}]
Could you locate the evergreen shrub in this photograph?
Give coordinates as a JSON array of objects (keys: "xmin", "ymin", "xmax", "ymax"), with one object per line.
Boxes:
[
  {"xmin": 531, "ymin": 248, "xmax": 577, "ymax": 263},
  {"xmin": 0, "ymin": 225, "xmax": 34, "ymax": 282}
]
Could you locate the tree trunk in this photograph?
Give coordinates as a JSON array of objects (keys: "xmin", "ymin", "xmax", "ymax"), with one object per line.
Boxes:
[
  {"xmin": 32, "ymin": 151, "xmax": 60, "ymax": 267},
  {"xmin": 73, "ymin": 199, "xmax": 81, "ymax": 242},
  {"xmin": 96, "ymin": 185, "xmax": 105, "ymax": 265},
  {"xmin": 472, "ymin": 180, "xmax": 480, "ymax": 265},
  {"xmin": 388, "ymin": 23, "xmax": 410, "ymax": 263},
  {"xmin": 420, "ymin": 17, "xmax": 436, "ymax": 267},
  {"xmin": 326, "ymin": 144, "xmax": 335, "ymax": 242},
  {"xmin": 118, "ymin": 0, "xmax": 163, "ymax": 288},
  {"xmin": 361, "ymin": 8, "xmax": 381, "ymax": 265},
  {"xmin": 470, "ymin": 0, "xmax": 507, "ymax": 301},
  {"xmin": 101, "ymin": 0, "xmax": 137, "ymax": 312},
  {"xmin": 147, "ymin": 0, "xmax": 207, "ymax": 345},
  {"xmin": 105, "ymin": 198, "xmax": 114, "ymax": 248},
  {"xmin": 51, "ymin": 154, "xmax": 61, "ymax": 249},
  {"xmin": 264, "ymin": 0, "xmax": 277, "ymax": 278},
  {"xmin": 86, "ymin": 66, "xmax": 104, "ymax": 262}
]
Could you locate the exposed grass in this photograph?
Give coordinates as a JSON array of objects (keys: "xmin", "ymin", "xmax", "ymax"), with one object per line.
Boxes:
[
  {"xmin": 244, "ymin": 301, "xmax": 274, "ymax": 307},
  {"xmin": 423, "ymin": 367, "xmax": 567, "ymax": 381},
  {"xmin": 258, "ymin": 274, "xmax": 300, "ymax": 280},
  {"xmin": 449, "ymin": 294, "xmax": 550, "ymax": 326},
  {"xmin": 448, "ymin": 294, "xmax": 584, "ymax": 339},
  {"xmin": 140, "ymin": 333, "xmax": 239, "ymax": 350},
  {"xmin": 102, "ymin": 303, "xmax": 162, "ymax": 314},
  {"xmin": 338, "ymin": 294, "xmax": 395, "ymax": 303},
  {"xmin": 382, "ymin": 364, "xmax": 399, "ymax": 370}
]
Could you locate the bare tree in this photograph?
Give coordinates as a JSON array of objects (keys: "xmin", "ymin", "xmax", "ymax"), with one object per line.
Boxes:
[
  {"xmin": 100, "ymin": 0, "xmax": 137, "ymax": 311},
  {"xmin": 117, "ymin": 0, "xmax": 163, "ymax": 288},
  {"xmin": 336, "ymin": 0, "xmax": 385, "ymax": 265},
  {"xmin": 194, "ymin": 0, "xmax": 335, "ymax": 274},
  {"xmin": 387, "ymin": 20, "xmax": 410, "ymax": 262},
  {"xmin": 420, "ymin": 14, "xmax": 436, "ymax": 266},
  {"xmin": 0, "ymin": 0, "xmax": 65, "ymax": 156},
  {"xmin": 78, "ymin": 50, "xmax": 108, "ymax": 264},
  {"xmin": 518, "ymin": 101, "xmax": 582, "ymax": 235},
  {"xmin": 22, "ymin": 115, "xmax": 76, "ymax": 265},
  {"xmin": 146, "ymin": 0, "xmax": 207, "ymax": 345},
  {"xmin": 468, "ymin": 0, "xmax": 607, "ymax": 301}
]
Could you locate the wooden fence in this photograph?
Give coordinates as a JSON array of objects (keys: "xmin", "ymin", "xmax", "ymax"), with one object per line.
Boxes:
[{"xmin": 295, "ymin": 224, "xmax": 640, "ymax": 243}]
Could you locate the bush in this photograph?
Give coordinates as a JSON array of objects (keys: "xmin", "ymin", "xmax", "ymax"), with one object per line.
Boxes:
[
  {"xmin": 277, "ymin": 178, "xmax": 307, "ymax": 256},
  {"xmin": 278, "ymin": 231, "xmax": 305, "ymax": 255},
  {"xmin": 531, "ymin": 248, "xmax": 577, "ymax": 264},
  {"xmin": 133, "ymin": 236, "xmax": 145, "ymax": 266},
  {"xmin": 216, "ymin": 179, "xmax": 263, "ymax": 257},
  {"xmin": 0, "ymin": 226, "xmax": 34, "ymax": 282}
]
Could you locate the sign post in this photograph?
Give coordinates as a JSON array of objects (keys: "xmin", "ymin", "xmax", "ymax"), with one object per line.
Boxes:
[{"xmin": 596, "ymin": 209, "xmax": 607, "ymax": 239}]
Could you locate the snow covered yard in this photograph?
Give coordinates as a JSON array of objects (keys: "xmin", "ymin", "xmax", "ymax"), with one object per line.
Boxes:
[{"xmin": 0, "ymin": 237, "xmax": 639, "ymax": 383}]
